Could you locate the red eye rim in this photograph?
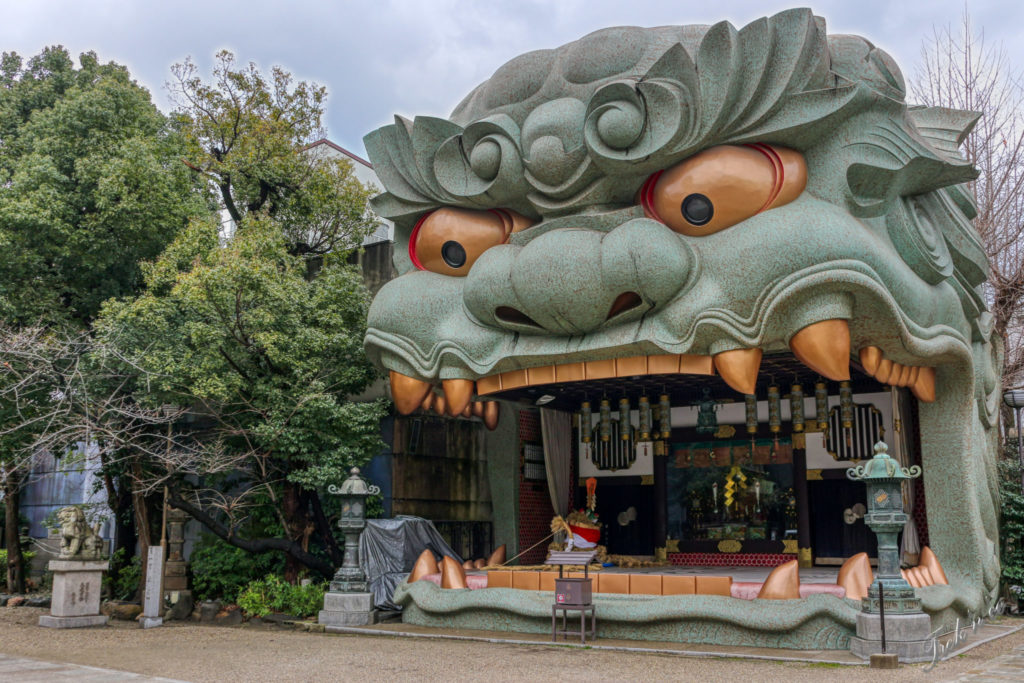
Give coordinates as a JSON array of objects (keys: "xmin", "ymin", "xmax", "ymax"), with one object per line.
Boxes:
[
  {"xmin": 639, "ymin": 170, "xmax": 664, "ymax": 222},
  {"xmin": 745, "ymin": 143, "xmax": 785, "ymax": 213},
  {"xmin": 408, "ymin": 210, "xmax": 435, "ymax": 271}
]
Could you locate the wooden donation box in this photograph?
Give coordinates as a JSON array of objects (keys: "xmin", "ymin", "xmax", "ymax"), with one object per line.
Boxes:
[
  {"xmin": 547, "ymin": 550, "xmax": 598, "ymax": 644},
  {"xmin": 546, "ymin": 550, "xmax": 596, "ymax": 606}
]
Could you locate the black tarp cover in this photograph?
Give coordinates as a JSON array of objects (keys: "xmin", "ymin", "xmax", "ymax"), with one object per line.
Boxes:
[{"xmin": 359, "ymin": 516, "xmax": 461, "ymax": 610}]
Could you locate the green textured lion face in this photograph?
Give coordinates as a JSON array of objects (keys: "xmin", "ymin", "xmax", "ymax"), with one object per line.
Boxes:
[{"xmin": 364, "ymin": 9, "xmax": 1001, "ymax": 617}]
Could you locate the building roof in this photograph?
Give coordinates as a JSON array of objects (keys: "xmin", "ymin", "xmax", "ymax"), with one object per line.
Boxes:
[{"xmin": 304, "ymin": 139, "xmax": 373, "ymax": 168}]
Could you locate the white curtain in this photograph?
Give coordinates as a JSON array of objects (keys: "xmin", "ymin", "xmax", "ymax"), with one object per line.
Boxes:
[
  {"xmin": 541, "ymin": 408, "xmax": 573, "ymax": 517},
  {"xmin": 892, "ymin": 388, "xmax": 921, "ymax": 560}
]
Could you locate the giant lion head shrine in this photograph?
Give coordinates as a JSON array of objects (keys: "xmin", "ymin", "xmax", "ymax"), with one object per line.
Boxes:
[{"xmin": 360, "ymin": 8, "xmax": 1002, "ymax": 657}]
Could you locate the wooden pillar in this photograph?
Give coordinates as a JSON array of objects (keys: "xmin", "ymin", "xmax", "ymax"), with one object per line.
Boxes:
[
  {"xmin": 653, "ymin": 442, "xmax": 668, "ymax": 560},
  {"xmin": 793, "ymin": 445, "xmax": 813, "ymax": 567}
]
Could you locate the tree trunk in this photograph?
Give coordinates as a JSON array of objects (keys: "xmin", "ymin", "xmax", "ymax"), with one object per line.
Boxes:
[
  {"xmin": 3, "ymin": 472, "xmax": 26, "ymax": 594},
  {"xmin": 281, "ymin": 482, "xmax": 307, "ymax": 584},
  {"xmin": 310, "ymin": 490, "xmax": 343, "ymax": 566},
  {"xmin": 131, "ymin": 458, "xmax": 152, "ymax": 602},
  {"xmin": 166, "ymin": 491, "xmax": 333, "ymax": 576}
]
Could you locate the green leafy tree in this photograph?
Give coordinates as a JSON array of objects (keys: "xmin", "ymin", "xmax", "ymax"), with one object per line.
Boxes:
[
  {"xmin": 0, "ymin": 47, "xmax": 205, "ymax": 592},
  {"xmin": 169, "ymin": 51, "xmax": 377, "ymax": 257},
  {"xmin": 97, "ymin": 216, "xmax": 385, "ymax": 578}
]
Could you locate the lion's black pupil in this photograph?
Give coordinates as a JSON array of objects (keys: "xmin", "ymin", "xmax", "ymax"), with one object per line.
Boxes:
[
  {"xmin": 681, "ymin": 193, "xmax": 713, "ymax": 226},
  {"xmin": 441, "ymin": 240, "xmax": 467, "ymax": 268}
]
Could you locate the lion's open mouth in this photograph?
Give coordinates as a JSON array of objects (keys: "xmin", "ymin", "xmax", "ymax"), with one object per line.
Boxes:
[{"xmin": 385, "ymin": 318, "xmax": 937, "ymax": 422}]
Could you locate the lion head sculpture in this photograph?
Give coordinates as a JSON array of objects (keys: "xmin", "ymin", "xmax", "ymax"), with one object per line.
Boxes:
[{"xmin": 363, "ymin": 9, "xmax": 999, "ymax": 625}]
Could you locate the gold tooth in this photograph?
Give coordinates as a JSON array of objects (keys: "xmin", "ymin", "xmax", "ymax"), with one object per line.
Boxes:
[
  {"xmin": 441, "ymin": 379, "xmax": 474, "ymax": 416},
  {"xmin": 874, "ymin": 358, "xmax": 894, "ymax": 384},
  {"xmin": 905, "ymin": 366, "xmax": 921, "ymax": 388},
  {"xmin": 895, "ymin": 364, "xmax": 913, "ymax": 387},
  {"xmin": 390, "ymin": 371, "xmax": 432, "ymax": 415},
  {"xmin": 476, "ymin": 374, "xmax": 502, "ymax": 395},
  {"xmin": 680, "ymin": 354, "xmax": 715, "ymax": 375},
  {"xmin": 554, "ymin": 362, "xmax": 585, "ymax": 383},
  {"xmin": 713, "ymin": 348, "xmax": 763, "ymax": 395},
  {"xmin": 886, "ymin": 362, "xmax": 905, "ymax": 385},
  {"xmin": 526, "ymin": 365, "xmax": 556, "ymax": 385},
  {"xmin": 584, "ymin": 359, "xmax": 617, "ymax": 380},
  {"xmin": 912, "ymin": 367, "xmax": 936, "ymax": 402},
  {"xmin": 432, "ymin": 393, "xmax": 447, "ymax": 416},
  {"xmin": 500, "ymin": 369, "xmax": 528, "ymax": 390},
  {"xmin": 461, "ymin": 404, "xmax": 473, "ymax": 418},
  {"xmin": 474, "ymin": 353, "xmax": 716, "ymax": 396},
  {"xmin": 859, "ymin": 347, "xmax": 882, "ymax": 375},
  {"xmin": 472, "ymin": 402, "xmax": 485, "ymax": 418},
  {"xmin": 789, "ymin": 319, "xmax": 851, "ymax": 381},
  {"xmin": 615, "ymin": 355, "xmax": 648, "ymax": 376},
  {"xmin": 647, "ymin": 354, "xmax": 680, "ymax": 374},
  {"xmin": 420, "ymin": 392, "xmax": 435, "ymax": 412},
  {"xmin": 483, "ymin": 401, "xmax": 500, "ymax": 430}
]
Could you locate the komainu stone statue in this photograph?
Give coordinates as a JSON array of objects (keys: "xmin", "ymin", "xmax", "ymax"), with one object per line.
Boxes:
[{"xmin": 56, "ymin": 506, "xmax": 105, "ymax": 560}]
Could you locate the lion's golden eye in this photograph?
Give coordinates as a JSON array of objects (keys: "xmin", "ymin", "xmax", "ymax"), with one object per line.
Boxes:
[
  {"xmin": 640, "ymin": 144, "xmax": 807, "ymax": 236},
  {"xmin": 410, "ymin": 207, "xmax": 533, "ymax": 276}
]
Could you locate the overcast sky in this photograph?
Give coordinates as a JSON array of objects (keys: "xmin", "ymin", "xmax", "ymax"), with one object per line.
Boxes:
[{"xmin": 2, "ymin": 1, "xmax": 1023, "ymax": 160}]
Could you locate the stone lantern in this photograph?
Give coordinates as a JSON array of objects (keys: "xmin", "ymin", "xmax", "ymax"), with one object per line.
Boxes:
[
  {"xmin": 328, "ymin": 467, "xmax": 379, "ymax": 593},
  {"xmin": 847, "ymin": 441, "xmax": 929, "ymax": 662},
  {"xmin": 319, "ymin": 467, "xmax": 380, "ymax": 627}
]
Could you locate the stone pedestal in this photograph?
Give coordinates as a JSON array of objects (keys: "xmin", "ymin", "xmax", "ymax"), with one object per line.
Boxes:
[
  {"xmin": 850, "ymin": 612, "xmax": 933, "ymax": 663},
  {"xmin": 39, "ymin": 560, "xmax": 109, "ymax": 629},
  {"xmin": 318, "ymin": 591, "xmax": 377, "ymax": 627}
]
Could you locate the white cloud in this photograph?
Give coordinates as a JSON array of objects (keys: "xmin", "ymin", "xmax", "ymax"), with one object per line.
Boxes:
[{"xmin": 1, "ymin": 0, "xmax": 1022, "ymax": 157}]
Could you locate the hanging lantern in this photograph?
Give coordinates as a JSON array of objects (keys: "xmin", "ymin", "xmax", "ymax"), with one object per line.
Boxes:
[
  {"xmin": 694, "ymin": 387, "xmax": 718, "ymax": 435},
  {"xmin": 599, "ymin": 399, "xmax": 612, "ymax": 442},
  {"xmin": 580, "ymin": 401, "xmax": 592, "ymax": 443},
  {"xmin": 659, "ymin": 394, "xmax": 672, "ymax": 439},
  {"xmin": 638, "ymin": 396, "xmax": 651, "ymax": 440},
  {"xmin": 840, "ymin": 380, "xmax": 854, "ymax": 429},
  {"xmin": 619, "ymin": 397, "xmax": 631, "ymax": 441},
  {"xmin": 745, "ymin": 394, "xmax": 758, "ymax": 435},
  {"xmin": 790, "ymin": 384, "xmax": 805, "ymax": 433},
  {"xmin": 815, "ymin": 381, "xmax": 829, "ymax": 431},
  {"xmin": 768, "ymin": 385, "xmax": 781, "ymax": 433}
]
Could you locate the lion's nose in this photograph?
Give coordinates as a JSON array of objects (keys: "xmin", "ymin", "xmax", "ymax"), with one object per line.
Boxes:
[{"xmin": 464, "ymin": 218, "xmax": 693, "ymax": 336}]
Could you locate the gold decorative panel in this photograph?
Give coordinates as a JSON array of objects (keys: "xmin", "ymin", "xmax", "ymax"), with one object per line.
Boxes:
[{"xmin": 717, "ymin": 539, "xmax": 742, "ymax": 553}]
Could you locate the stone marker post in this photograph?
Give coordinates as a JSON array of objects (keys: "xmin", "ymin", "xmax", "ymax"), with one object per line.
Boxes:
[
  {"xmin": 319, "ymin": 467, "xmax": 379, "ymax": 627},
  {"xmin": 39, "ymin": 506, "xmax": 108, "ymax": 629},
  {"xmin": 140, "ymin": 545, "xmax": 164, "ymax": 629}
]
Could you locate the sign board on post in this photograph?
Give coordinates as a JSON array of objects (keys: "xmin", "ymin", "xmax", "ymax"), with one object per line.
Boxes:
[{"xmin": 140, "ymin": 545, "xmax": 164, "ymax": 629}]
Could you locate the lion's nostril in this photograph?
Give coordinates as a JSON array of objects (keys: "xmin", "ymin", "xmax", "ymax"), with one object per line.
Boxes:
[
  {"xmin": 606, "ymin": 292, "xmax": 643, "ymax": 320},
  {"xmin": 495, "ymin": 306, "xmax": 543, "ymax": 329}
]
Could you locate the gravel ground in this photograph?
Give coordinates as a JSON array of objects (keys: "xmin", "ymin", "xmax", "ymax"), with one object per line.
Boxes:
[{"xmin": 2, "ymin": 606, "xmax": 1022, "ymax": 682}]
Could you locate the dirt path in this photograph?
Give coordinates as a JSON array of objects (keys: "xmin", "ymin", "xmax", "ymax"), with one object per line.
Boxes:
[{"xmin": 2, "ymin": 607, "xmax": 1022, "ymax": 682}]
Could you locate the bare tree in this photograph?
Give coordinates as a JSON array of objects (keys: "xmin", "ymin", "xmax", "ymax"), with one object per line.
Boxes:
[
  {"xmin": 911, "ymin": 11, "xmax": 1024, "ymax": 386},
  {"xmin": 1, "ymin": 325, "xmax": 339, "ymax": 579}
]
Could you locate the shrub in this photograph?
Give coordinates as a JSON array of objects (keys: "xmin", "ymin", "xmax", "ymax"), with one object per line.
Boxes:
[
  {"xmin": 189, "ymin": 534, "xmax": 285, "ymax": 602},
  {"xmin": 0, "ymin": 549, "xmax": 36, "ymax": 590},
  {"xmin": 1000, "ymin": 452, "xmax": 1024, "ymax": 600},
  {"xmin": 103, "ymin": 548, "xmax": 142, "ymax": 601},
  {"xmin": 237, "ymin": 574, "xmax": 327, "ymax": 618}
]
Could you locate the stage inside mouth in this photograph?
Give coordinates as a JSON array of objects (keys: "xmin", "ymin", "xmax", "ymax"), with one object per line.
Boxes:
[{"xmin": 392, "ymin": 568, "xmax": 861, "ymax": 650}]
